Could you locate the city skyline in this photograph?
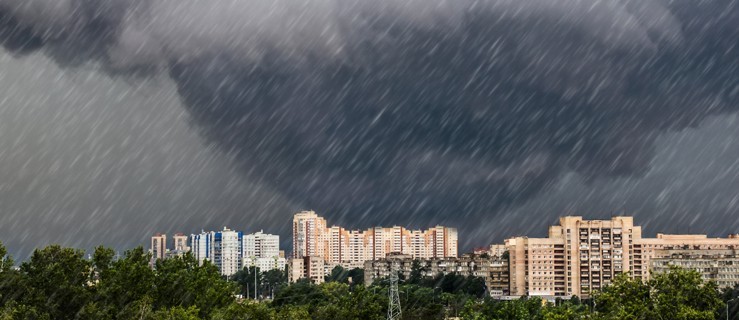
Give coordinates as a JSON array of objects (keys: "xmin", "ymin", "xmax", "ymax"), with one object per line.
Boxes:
[{"xmin": 147, "ymin": 214, "xmax": 739, "ymax": 297}]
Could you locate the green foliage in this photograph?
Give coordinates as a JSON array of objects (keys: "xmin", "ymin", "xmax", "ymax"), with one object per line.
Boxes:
[
  {"xmin": 408, "ymin": 260, "xmax": 425, "ymax": 285},
  {"xmin": 324, "ymin": 266, "xmax": 365, "ymax": 287},
  {"xmin": 0, "ymin": 242, "xmax": 729, "ymax": 320},
  {"xmin": 20, "ymin": 245, "xmax": 93, "ymax": 319},
  {"xmin": 233, "ymin": 266, "xmax": 261, "ymax": 299},
  {"xmin": 151, "ymin": 306, "xmax": 200, "ymax": 320},
  {"xmin": 211, "ymin": 302, "xmax": 274, "ymax": 320},
  {"xmin": 0, "ymin": 242, "xmax": 13, "ymax": 273},
  {"xmin": 152, "ymin": 252, "xmax": 235, "ymax": 317},
  {"xmin": 593, "ymin": 268, "xmax": 724, "ymax": 320},
  {"xmin": 594, "ymin": 273, "xmax": 653, "ymax": 319},
  {"xmin": 649, "ymin": 266, "xmax": 723, "ymax": 320}
]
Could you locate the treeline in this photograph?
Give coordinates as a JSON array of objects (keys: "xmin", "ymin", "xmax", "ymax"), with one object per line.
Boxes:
[{"xmin": 1, "ymin": 242, "xmax": 739, "ymax": 319}]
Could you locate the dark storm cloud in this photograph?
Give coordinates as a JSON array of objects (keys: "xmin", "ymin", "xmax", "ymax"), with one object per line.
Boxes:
[{"xmin": 0, "ymin": 0, "xmax": 737, "ymax": 246}]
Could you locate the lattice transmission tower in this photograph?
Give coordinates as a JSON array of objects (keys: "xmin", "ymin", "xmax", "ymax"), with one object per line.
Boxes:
[{"xmin": 387, "ymin": 260, "xmax": 402, "ymax": 320}]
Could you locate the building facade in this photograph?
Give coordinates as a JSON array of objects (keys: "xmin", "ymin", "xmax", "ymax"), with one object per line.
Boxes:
[
  {"xmin": 502, "ymin": 216, "xmax": 739, "ymax": 298},
  {"xmin": 151, "ymin": 233, "xmax": 167, "ymax": 262},
  {"xmin": 173, "ymin": 233, "xmax": 189, "ymax": 252},
  {"xmin": 651, "ymin": 249, "xmax": 739, "ymax": 288},
  {"xmin": 289, "ymin": 256, "xmax": 325, "ymax": 284},
  {"xmin": 292, "ymin": 210, "xmax": 458, "ymax": 273},
  {"xmin": 243, "ymin": 231, "xmax": 286, "ymax": 271},
  {"xmin": 190, "ymin": 227, "xmax": 244, "ymax": 276}
]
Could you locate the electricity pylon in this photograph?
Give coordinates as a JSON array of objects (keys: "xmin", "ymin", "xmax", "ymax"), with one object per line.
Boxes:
[{"xmin": 387, "ymin": 260, "xmax": 402, "ymax": 320}]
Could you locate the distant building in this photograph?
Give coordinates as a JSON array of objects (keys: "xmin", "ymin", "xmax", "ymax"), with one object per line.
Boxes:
[
  {"xmin": 292, "ymin": 210, "xmax": 458, "ymax": 274},
  {"xmin": 289, "ymin": 256, "xmax": 325, "ymax": 284},
  {"xmin": 364, "ymin": 253, "xmax": 510, "ymax": 296},
  {"xmin": 190, "ymin": 227, "xmax": 244, "ymax": 276},
  {"xmin": 499, "ymin": 216, "xmax": 739, "ymax": 298},
  {"xmin": 651, "ymin": 249, "xmax": 739, "ymax": 289},
  {"xmin": 243, "ymin": 231, "xmax": 285, "ymax": 271},
  {"xmin": 190, "ymin": 231, "xmax": 212, "ymax": 266},
  {"xmin": 173, "ymin": 233, "xmax": 189, "ymax": 252},
  {"xmin": 150, "ymin": 233, "xmax": 167, "ymax": 262},
  {"xmin": 165, "ymin": 233, "xmax": 189, "ymax": 258}
]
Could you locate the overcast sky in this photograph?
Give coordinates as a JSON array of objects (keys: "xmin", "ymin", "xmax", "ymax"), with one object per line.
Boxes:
[{"xmin": 0, "ymin": 0, "xmax": 736, "ymax": 258}]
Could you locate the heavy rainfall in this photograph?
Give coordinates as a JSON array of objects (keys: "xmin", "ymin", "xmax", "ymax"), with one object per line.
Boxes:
[{"xmin": 0, "ymin": 0, "xmax": 737, "ymax": 260}]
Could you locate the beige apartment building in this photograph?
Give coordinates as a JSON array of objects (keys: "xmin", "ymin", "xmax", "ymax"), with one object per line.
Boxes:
[
  {"xmin": 151, "ymin": 233, "xmax": 167, "ymax": 261},
  {"xmin": 503, "ymin": 216, "xmax": 739, "ymax": 298},
  {"xmin": 292, "ymin": 211, "xmax": 458, "ymax": 271},
  {"xmin": 651, "ymin": 249, "xmax": 739, "ymax": 288},
  {"xmin": 288, "ymin": 256, "xmax": 325, "ymax": 284}
]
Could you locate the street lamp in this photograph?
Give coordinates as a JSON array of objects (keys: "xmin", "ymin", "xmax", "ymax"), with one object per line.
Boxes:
[{"xmin": 727, "ymin": 297, "xmax": 738, "ymax": 320}]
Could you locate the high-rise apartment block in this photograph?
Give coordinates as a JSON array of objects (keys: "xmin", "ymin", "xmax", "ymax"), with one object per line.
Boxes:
[
  {"xmin": 292, "ymin": 211, "xmax": 458, "ymax": 270},
  {"xmin": 502, "ymin": 216, "xmax": 739, "ymax": 298},
  {"xmin": 150, "ymin": 233, "xmax": 191, "ymax": 263},
  {"xmin": 243, "ymin": 231, "xmax": 286, "ymax": 271},
  {"xmin": 190, "ymin": 227, "xmax": 244, "ymax": 276},
  {"xmin": 173, "ymin": 233, "xmax": 189, "ymax": 252},
  {"xmin": 151, "ymin": 233, "xmax": 167, "ymax": 262},
  {"xmin": 244, "ymin": 230, "xmax": 280, "ymax": 259}
]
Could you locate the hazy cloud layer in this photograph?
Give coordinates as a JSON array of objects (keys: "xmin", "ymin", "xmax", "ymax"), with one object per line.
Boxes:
[{"xmin": 0, "ymin": 0, "xmax": 737, "ymax": 252}]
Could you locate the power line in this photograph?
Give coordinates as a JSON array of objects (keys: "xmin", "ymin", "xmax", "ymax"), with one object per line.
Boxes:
[{"xmin": 387, "ymin": 260, "xmax": 402, "ymax": 320}]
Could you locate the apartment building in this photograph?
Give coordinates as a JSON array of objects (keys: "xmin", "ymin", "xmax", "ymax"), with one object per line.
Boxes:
[
  {"xmin": 288, "ymin": 256, "xmax": 325, "ymax": 284},
  {"xmin": 633, "ymin": 234, "xmax": 739, "ymax": 282},
  {"xmin": 651, "ymin": 249, "xmax": 739, "ymax": 288},
  {"xmin": 364, "ymin": 253, "xmax": 510, "ymax": 296},
  {"xmin": 190, "ymin": 227, "xmax": 244, "ymax": 276},
  {"xmin": 293, "ymin": 211, "xmax": 328, "ymax": 259},
  {"xmin": 243, "ymin": 231, "xmax": 285, "ymax": 271},
  {"xmin": 292, "ymin": 211, "xmax": 458, "ymax": 273},
  {"xmin": 150, "ymin": 233, "xmax": 190, "ymax": 263},
  {"xmin": 502, "ymin": 216, "xmax": 739, "ymax": 298},
  {"xmin": 151, "ymin": 233, "xmax": 167, "ymax": 261},
  {"xmin": 172, "ymin": 233, "xmax": 189, "ymax": 252}
]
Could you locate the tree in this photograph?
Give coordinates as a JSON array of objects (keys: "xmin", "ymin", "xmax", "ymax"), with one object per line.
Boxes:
[
  {"xmin": 153, "ymin": 253, "xmax": 235, "ymax": 317},
  {"xmin": 233, "ymin": 266, "xmax": 262, "ymax": 299},
  {"xmin": 92, "ymin": 246, "xmax": 155, "ymax": 316},
  {"xmin": 408, "ymin": 260, "xmax": 425, "ymax": 285},
  {"xmin": 151, "ymin": 306, "xmax": 200, "ymax": 320},
  {"xmin": 326, "ymin": 265, "xmax": 349, "ymax": 283},
  {"xmin": 348, "ymin": 268, "xmax": 365, "ymax": 286},
  {"xmin": 19, "ymin": 245, "xmax": 93, "ymax": 319},
  {"xmin": 594, "ymin": 273, "xmax": 653, "ymax": 319},
  {"xmin": 211, "ymin": 302, "xmax": 273, "ymax": 320},
  {"xmin": 274, "ymin": 305, "xmax": 311, "ymax": 320},
  {"xmin": 0, "ymin": 241, "xmax": 23, "ymax": 308},
  {"xmin": 649, "ymin": 266, "xmax": 723, "ymax": 320},
  {"xmin": 262, "ymin": 268, "xmax": 288, "ymax": 299},
  {"xmin": 593, "ymin": 267, "xmax": 723, "ymax": 320},
  {"xmin": 272, "ymin": 278, "xmax": 322, "ymax": 307},
  {"xmin": 0, "ymin": 242, "xmax": 13, "ymax": 273}
]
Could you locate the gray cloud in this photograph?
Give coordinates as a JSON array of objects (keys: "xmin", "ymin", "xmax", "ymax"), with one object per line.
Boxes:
[{"xmin": 0, "ymin": 0, "xmax": 737, "ymax": 251}]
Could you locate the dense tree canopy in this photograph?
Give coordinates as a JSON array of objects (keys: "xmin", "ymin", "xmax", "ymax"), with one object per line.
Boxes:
[{"xmin": 0, "ymin": 241, "xmax": 735, "ymax": 319}]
